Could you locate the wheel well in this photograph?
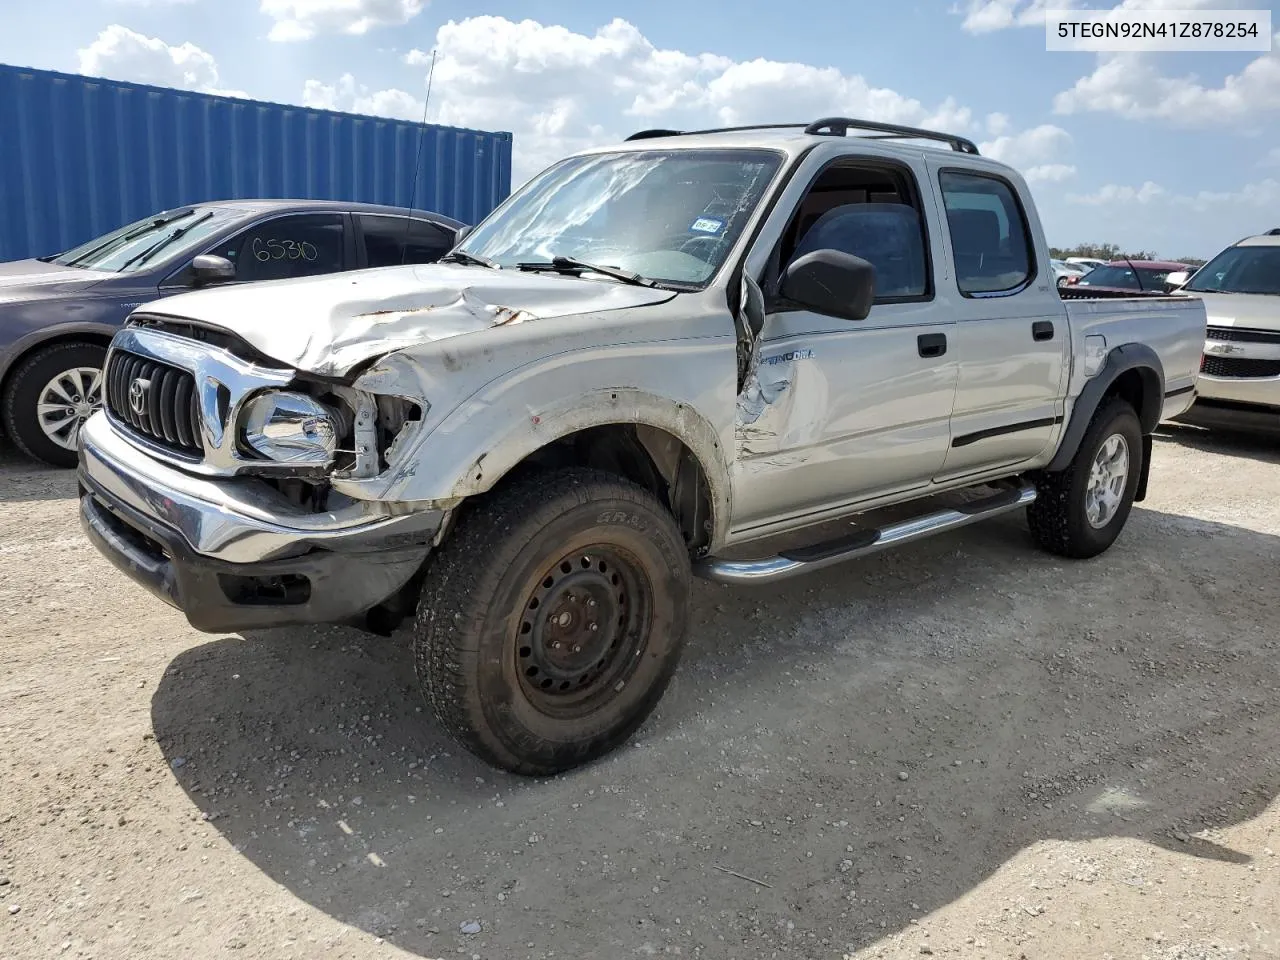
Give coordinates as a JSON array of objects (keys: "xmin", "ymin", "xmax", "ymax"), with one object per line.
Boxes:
[
  {"xmin": 1, "ymin": 333, "xmax": 113, "ymax": 407},
  {"xmin": 1104, "ymin": 366, "xmax": 1162, "ymax": 434},
  {"xmin": 504, "ymin": 424, "xmax": 715, "ymax": 552}
]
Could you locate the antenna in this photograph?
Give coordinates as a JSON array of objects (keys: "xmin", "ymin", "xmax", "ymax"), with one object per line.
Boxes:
[{"xmin": 402, "ymin": 48, "xmax": 439, "ymax": 264}]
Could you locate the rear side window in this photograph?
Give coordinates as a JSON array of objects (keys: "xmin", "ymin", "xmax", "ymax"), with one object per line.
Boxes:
[
  {"xmin": 213, "ymin": 214, "xmax": 346, "ymax": 282},
  {"xmin": 358, "ymin": 215, "xmax": 454, "ymax": 267},
  {"xmin": 939, "ymin": 171, "xmax": 1033, "ymax": 296}
]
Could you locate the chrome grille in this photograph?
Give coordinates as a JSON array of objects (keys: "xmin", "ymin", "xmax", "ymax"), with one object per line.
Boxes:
[
  {"xmin": 1201, "ymin": 355, "xmax": 1280, "ymax": 379},
  {"xmin": 105, "ymin": 350, "xmax": 203, "ymax": 456},
  {"xmin": 1206, "ymin": 326, "xmax": 1280, "ymax": 345}
]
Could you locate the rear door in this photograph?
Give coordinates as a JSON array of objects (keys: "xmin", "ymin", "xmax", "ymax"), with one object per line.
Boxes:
[
  {"xmin": 926, "ymin": 162, "xmax": 1068, "ymax": 480},
  {"xmin": 354, "ymin": 214, "xmax": 456, "ymax": 268},
  {"xmin": 161, "ymin": 212, "xmax": 352, "ymax": 289}
]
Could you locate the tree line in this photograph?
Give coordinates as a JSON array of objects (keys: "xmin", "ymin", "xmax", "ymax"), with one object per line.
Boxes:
[{"xmin": 1050, "ymin": 243, "xmax": 1207, "ymax": 267}]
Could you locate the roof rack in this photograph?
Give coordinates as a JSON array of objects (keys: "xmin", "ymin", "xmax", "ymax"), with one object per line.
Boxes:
[
  {"xmin": 803, "ymin": 117, "xmax": 980, "ymax": 154},
  {"xmin": 624, "ymin": 117, "xmax": 979, "ymax": 154}
]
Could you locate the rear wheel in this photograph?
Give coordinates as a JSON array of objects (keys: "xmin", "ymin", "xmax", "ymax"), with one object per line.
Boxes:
[
  {"xmin": 1028, "ymin": 397, "xmax": 1143, "ymax": 559},
  {"xmin": 413, "ymin": 467, "xmax": 691, "ymax": 775},
  {"xmin": 2, "ymin": 342, "xmax": 107, "ymax": 467}
]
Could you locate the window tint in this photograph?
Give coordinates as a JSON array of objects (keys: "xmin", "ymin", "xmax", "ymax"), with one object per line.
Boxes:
[
  {"xmin": 792, "ymin": 203, "xmax": 928, "ymax": 299},
  {"xmin": 211, "ymin": 214, "xmax": 345, "ymax": 282},
  {"xmin": 358, "ymin": 215, "xmax": 454, "ymax": 267},
  {"xmin": 1186, "ymin": 246, "xmax": 1280, "ymax": 295},
  {"xmin": 939, "ymin": 171, "xmax": 1032, "ymax": 295},
  {"xmin": 1078, "ymin": 265, "xmax": 1139, "ymax": 289}
]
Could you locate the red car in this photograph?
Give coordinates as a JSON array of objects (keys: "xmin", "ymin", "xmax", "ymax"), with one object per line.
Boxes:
[{"xmin": 1064, "ymin": 259, "xmax": 1193, "ymax": 295}]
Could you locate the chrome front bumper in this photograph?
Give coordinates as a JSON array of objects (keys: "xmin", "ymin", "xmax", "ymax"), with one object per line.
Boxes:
[
  {"xmin": 77, "ymin": 412, "xmax": 442, "ymax": 632},
  {"xmin": 78, "ymin": 411, "xmax": 441, "ymax": 564}
]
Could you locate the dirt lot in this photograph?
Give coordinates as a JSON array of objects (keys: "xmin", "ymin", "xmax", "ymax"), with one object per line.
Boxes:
[{"xmin": 2, "ymin": 426, "xmax": 1279, "ymax": 960}]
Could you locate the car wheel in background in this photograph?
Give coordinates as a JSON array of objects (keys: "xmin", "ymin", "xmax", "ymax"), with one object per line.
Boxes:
[{"xmin": 2, "ymin": 342, "xmax": 107, "ymax": 468}]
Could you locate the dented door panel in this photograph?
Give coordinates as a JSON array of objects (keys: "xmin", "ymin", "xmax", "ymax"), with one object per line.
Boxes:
[{"xmin": 730, "ymin": 304, "xmax": 957, "ymax": 531}]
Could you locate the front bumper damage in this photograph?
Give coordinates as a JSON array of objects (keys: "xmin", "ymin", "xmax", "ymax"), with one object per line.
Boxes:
[{"xmin": 77, "ymin": 412, "xmax": 442, "ymax": 633}]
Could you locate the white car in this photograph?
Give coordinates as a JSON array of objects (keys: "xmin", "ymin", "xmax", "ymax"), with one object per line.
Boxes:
[
  {"xmin": 1066, "ymin": 257, "xmax": 1107, "ymax": 271},
  {"xmin": 1173, "ymin": 229, "xmax": 1280, "ymax": 432},
  {"xmin": 1051, "ymin": 258, "xmax": 1089, "ymax": 287}
]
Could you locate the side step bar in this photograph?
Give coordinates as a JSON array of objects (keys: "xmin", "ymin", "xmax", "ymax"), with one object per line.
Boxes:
[{"xmin": 695, "ymin": 482, "xmax": 1037, "ymax": 585}]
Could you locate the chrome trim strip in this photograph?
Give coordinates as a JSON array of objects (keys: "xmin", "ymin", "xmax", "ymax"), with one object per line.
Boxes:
[
  {"xmin": 106, "ymin": 326, "xmax": 295, "ymax": 476},
  {"xmin": 695, "ymin": 483, "xmax": 1036, "ymax": 584},
  {"xmin": 78, "ymin": 412, "xmax": 442, "ymax": 564}
]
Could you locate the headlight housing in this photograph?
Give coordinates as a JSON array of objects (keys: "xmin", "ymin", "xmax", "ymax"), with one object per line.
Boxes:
[{"xmin": 241, "ymin": 390, "xmax": 346, "ymax": 466}]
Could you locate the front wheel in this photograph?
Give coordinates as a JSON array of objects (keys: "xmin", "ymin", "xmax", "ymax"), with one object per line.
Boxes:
[
  {"xmin": 1027, "ymin": 398, "xmax": 1143, "ymax": 559},
  {"xmin": 413, "ymin": 467, "xmax": 692, "ymax": 775},
  {"xmin": 2, "ymin": 342, "xmax": 107, "ymax": 468}
]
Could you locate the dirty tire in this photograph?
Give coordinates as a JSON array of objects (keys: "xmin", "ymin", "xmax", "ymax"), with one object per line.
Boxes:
[
  {"xmin": 2, "ymin": 342, "xmax": 107, "ymax": 468},
  {"xmin": 1028, "ymin": 397, "xmax": 1143, "ymax": 559},
  {"xmin": 413, "ymin": 467, "xmax": 692, "ymax": 776}
]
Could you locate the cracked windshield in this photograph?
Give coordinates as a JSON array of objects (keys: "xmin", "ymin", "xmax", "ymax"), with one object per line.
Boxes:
[{"xmin": 2, "ymin": 2, "xmax": 1278, "ymax": 959}]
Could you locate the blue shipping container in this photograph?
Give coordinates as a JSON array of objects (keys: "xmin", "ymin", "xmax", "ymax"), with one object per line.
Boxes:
[{"xmin": 0, "ymin": 63, "xmax": 513, "ymax": 261}]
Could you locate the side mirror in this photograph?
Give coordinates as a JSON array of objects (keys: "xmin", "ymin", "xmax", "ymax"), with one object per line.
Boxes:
[
  {"xmin": 454, "ymin": 224, "xmax": 474, "ymax": 243},
  {"xmin": 1163, "ymin": 270, "xmax": 1189, "ymax": 292},
  {"xmin": 190, "ymin": 254, "xmax": 235, "ymax": 286},
  {"xmin": 779, "ymin": 249, "xmax": 876, "ymax": 321}
]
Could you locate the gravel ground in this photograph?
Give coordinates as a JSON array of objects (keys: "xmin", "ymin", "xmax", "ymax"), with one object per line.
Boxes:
[{"xmin": 1, "ymin": 425, "xmax": 1279, "ymax": 960}]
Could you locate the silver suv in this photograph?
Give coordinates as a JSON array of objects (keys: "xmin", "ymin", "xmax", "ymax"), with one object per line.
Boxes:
[{"xmin": 1172, "ymin": 229, "xmax": 1280, "ymax": 432}]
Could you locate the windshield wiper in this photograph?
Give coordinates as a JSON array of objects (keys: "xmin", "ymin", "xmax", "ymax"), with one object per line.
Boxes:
[
  {"xmin": 440, "ymin": 250, "xmax": 499, "ymax": 269},
  {"xmin": 516, "ymin": 256, "xmax": 658, "ymax": 288},
  {"xmin": 118, "ymin": 210, "xmax": 214, "ymax": 272},
  {"xmin": 62, "ymin": 208, "xmax": 195, "ymax": 268}
]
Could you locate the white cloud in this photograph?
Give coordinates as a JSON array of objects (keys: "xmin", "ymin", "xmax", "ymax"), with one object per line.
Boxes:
[
  {"xmin": 985, "ymin": 112, "xmax": 1013, "ymax": 136},
  {"xmin": 301, "ymin": 73, "xmax": 423, "ymax": 119},
  {"xmin": 394, "ymin": 16, "xmax": 976, "ymax": 182},
  {"xmin": 110, "ymin": 0, "xmax": 196, "ymax": 5},
  {"xmin": 1053, "ymin": 41, "xmax": 1280, "ymax": 126},
  {"xmin": 1066, "ymin": 180, "xmax": 1167, "ymax": 205},
  {"xmin": 76, "ymin": 25, "xmax": 245, "ymax": 97},
  {"xmin": 955, "ymin": 0, "xmax": 1062, "ymax": 34},
  {"xmin": 262, "ymin": 0, "xmax": 426, "ymax": 42},
  {"xmin": 1261, "ymin": 147, "xmax": 1280, "ymax": 167},
  {"xmin": 956, "ymin": 0, "xmax": 1227, "ymax": 33},
  {"xmin": 1025, "ymin": 163, "xmax": 1078, "ymax": 183},
  {"xmin": 1066, "ymin": 178, "xmax": 1280, "ymax": 212}
]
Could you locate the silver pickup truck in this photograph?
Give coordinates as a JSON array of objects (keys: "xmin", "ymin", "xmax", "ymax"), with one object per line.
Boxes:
[{"xmin": 77, "ymin": 117, "xmax": 1207, "ymax": 775}]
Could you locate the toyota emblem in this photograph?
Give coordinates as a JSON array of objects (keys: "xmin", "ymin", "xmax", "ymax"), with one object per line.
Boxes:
[{"xmin": 128, "ymin": 378, "xmax": 151, "ymax": 416}]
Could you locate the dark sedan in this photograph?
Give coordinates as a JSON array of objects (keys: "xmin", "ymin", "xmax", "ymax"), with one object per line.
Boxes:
[
  {"xmin": 0, "ymin": 200, "xmax": 464, "ymax": 466},
  {"xmin": 1061, "ymin": 259, "xmax": 1194, "ymax": 296}
]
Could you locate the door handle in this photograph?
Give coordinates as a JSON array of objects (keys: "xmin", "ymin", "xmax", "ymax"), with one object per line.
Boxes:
[
  {"xmin": 1032, "ymin": 320, "xmax": 1055, "ymax": 342},
  {"xmin": 917, "ymin": 332, "xmax": 947, "ymax": 358}
]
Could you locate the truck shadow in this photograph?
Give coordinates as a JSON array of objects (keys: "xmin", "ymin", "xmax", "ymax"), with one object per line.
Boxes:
[
  {"xmin": 150, "ymin": 505, "xmax": 1280, "ymax": 958},
  {"xmin": 1156, "ymin": 421, "xmax": 1280, "ymax": 465}
]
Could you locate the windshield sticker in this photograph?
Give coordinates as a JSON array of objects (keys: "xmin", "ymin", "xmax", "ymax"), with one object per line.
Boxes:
[{"xmin": 690, "ymin": 217, "xmax": 724, "ymax": 234}]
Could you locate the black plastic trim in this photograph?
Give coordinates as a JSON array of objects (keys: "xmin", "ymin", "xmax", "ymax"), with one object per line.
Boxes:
[
  {"xmin": 1164, "ymin": 384, "xmax": 1195, "ymax": 399},
  {"xmin": 778, "ymin": 528, "xmax": 880, "ymax": 563},
  {"xmin": 952, "ymin": 416, "xmax": 1061, "ymax": 448},
  {"xmin": 1046, "ymin": 342, "xmax": 1165, "ymax": 473},
  {"xmin": 78, "ymin": 479, "xmax": 432, "ymax": 634}
]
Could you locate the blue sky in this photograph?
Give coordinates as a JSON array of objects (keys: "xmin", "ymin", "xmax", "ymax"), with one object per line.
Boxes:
[{"xmin": 1, "ymin": 0, "xmax": 1277, "ymax": 258}]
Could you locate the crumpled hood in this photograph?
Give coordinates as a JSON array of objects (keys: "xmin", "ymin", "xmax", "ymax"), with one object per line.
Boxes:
[
  {"xmin": 0, "ymin": 258, "xmax": 106, "ymax": 302},
  {"xmin": 143, "ymin": 263, "xmax": 678, "ymax": 376},
  {"xmin": 1188, "ymin": 291, "xmax": 1280, "ymax": 332}
]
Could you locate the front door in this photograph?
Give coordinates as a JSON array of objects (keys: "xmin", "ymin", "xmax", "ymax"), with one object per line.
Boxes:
[{"xmin": 730, "ymin": 154, "xmax": 958, "ymax": 533}]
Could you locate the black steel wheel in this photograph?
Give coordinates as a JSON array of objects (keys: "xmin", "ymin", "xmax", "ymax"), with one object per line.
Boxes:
[{"xmin": 414, "ymin": 467, "xmax": 691, "ymax": 775}]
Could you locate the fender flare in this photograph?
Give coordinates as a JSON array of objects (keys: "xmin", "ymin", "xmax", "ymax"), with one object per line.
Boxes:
[{"xmin": 1046, "ymin": 342, "xmax": 1164, "ymax": 476}]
